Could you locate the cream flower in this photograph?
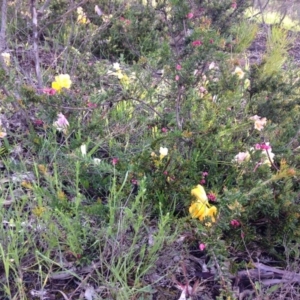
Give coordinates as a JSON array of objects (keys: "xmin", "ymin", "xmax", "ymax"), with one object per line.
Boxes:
[
  {"xmin": 250, "ymin": 115, "xmax": 267, "ymax": 131},
  {"xmin": 1, "ymin": 52, "xmax": 10, "ymax": 66},
  {"xmin": 159, "ymin": 147, "xmax": 168, "ymax": 159},
  {"xmin": 233, "ymin": 66, "xmax": 245, "ymax": 79}
]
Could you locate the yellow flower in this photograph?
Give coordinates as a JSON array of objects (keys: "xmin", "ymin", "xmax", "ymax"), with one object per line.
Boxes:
[
  {"xmin": 189, "ymin": 202, "xmax": 217, "ymax": 224},
  {"xmin": 77, "ymin": 7, "xmax": 89, "ymax": 24},
  {"xmin": 32, "ymin": 206, "xmax": 46, "ymax": 217},
  {"xmin": 51, "ymin": 74, "xmax": 72, "ymax": 92},
  {"xmin": 190, "ymin": 185, "xmax": 217, "ymax": 225},
  {"xmin": 191, "ymin": 184, "xmax": 208, "ymax": 204}
]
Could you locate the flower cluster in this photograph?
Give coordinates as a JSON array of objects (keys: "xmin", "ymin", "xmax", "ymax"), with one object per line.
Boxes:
[
  {"xmin": 189, "ymin": 185, "xmax": 218, "ymax": 226},
  {"xmin": 233, "ymin": 142, "xmax": 275, "ymax": 167},
  {"xmin": 77, "ymin": 7, "xmax": 89, "ymax": 24}
]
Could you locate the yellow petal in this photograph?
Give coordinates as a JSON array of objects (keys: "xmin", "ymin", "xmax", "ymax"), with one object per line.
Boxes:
[
  {"xmin": 52, "ymin": 81, "xmax": 61, "ymax": 92},
  {"xmin": 206, "ymin": 206, "xmax": 217, "ymax": 223},
  {"xmin": 189, "ymin": 202, "xmax": 207, "ymax": 219},
  {"xmin": 191, "ymin": 185, "xmax": 208, "ymax": 204}
]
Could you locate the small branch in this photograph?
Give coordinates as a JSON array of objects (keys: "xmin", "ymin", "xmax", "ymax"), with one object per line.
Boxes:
[
  {"xmin": 31, "ymin": 0, "xmax": 43, "ymax": 89},
  {"xmin": 176, "ymin": 85, "xmax": 184, "ymax": 130},
  {"xmin": 0, "ymin": 0, "xmax": 7, "ymax": 51}
]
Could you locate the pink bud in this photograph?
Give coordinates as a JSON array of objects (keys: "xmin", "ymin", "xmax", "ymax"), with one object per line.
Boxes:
[
  {"xmin": 192, "ymin": 40, "xmax": 202, "ymax": 47},
  {"xmin": 175, "ymin": 75, "xmax": 180, "ymax": 81},
  {"xmin": 199, "ymin": 243, "xmax": 206, "ymax": 251},
  {"xmin": 207, "ymin": 193, "xmax": 216, "ymax": 202},
  {"xmin": 200, "ymin": 179, "xmax": 206, "ymax": 185},
  {"xmin": 112, "ymin": 158, "xmax": 119, "ymax": 165},
  {"xmin": 161, "ymin": 127, "xmax": 168, "ymax": 133},
  {"xmin": 187, "ymin": 12, "xmax": 194, "ymax": 19},
  {"xmin": 230, "ymin": 219, "xmax": 241, "ymax": 228},
  {"xmin": 202, "ymin": 172, "xmax": 209, "ymax": 177},
  {"xmin": 176, "ymin": 64, "xmax": 182, "ymax": 70}
]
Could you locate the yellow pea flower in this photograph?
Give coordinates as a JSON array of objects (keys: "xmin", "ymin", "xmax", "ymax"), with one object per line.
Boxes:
[
  {"xmin": 189, "ymin": 202, "xmax": 218, "ymax": 224},
  {"xmin": 190, "ymin": 184, "xmax": 218, "ymax": 225},
  {"xmin": 191, "ymin": 184, "xmax": 208, "ymax": 204},
  {"xmin": 51, "ymin": 74, "xmax": 72, "ymax": 93},
  {"xmin": 189, "ymin": 202, "xmax": 207, "ymax": 219}
]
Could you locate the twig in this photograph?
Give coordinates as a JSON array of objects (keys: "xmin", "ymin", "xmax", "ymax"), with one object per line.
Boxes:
[
  {"xmin": 0, "ymin": 0, "xmax": 7, "ymax": 52},
  {"xmin": 31, "ymin": 0, "xmax": 43, "ymax": 89},
  {"xmin": 0, "ymin": 0, "xmax": 8, "ymax": 73},
  {"xmin": 176, "ymin": 85, "xmax": 184, "ymax": 130}
]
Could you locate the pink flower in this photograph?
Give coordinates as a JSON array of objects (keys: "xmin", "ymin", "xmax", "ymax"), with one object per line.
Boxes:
[
  {"xmin": 87, "ymin": 102, "xmax": 97, "ymax": 108},
  {"xmin": 131, "ymin": 179, "xmax": 138, "ymax": 185},
  {"xmin": 202, "ymin": 172, "xmax": 209, "ymax": 177},
  {"xmin": 161, "ymin": 127, "xmax": 168, "ymax": 133},
  {"xmin": 200, "ymin": 179, "xmax": 206, "ymax": 185},
  {"xmin": 199, "ymin": 86, "xmax": 207, "ymax": 93},
  {"xmin": 187, "ymin": 12, "xmax": 194, "ymax": 19},
  {"xmin": 163, "ymin": 171, "xmax": 168, "ymax": 175},
  {"xmin": 192, "ymin": 40, "xmax": 202, "ymax": 47},
  {"xmin": 232, "ymin": 1, "xmax": 237, "ymax": 9},
  {"xmin": 207, "ymin": 193, "xmax": 216, "ymax": 202},
  {"xmin": 209, "ymin": 39, "xmax": 214, "ymax": 44},
  {"xmin": 175, "ymin": 75, "xmax": 180, "ymax": 81},
  {"xmin": 112, "ymin": 158, "xmax": 119, "ymax": 165},
  {"xmin": 41, "ymin": 88, "xmax": 56, "ymax": 95},
  {"xmin": 176, "ymin": 64, "xmax": 182, "ymax": 70},
  {"xmin": 230, "ymin": 219, "xmax": 240, "ymax": 227},
  {"xmin": 199, "ymin": 243, "xmax": 206, "ymax": 251},
  {"xmin": 33, "ymin": 119, "xmax": 44, "ymax": 126},
  {"xmin": 53, "ymin": 113, "xmax": 69, "ymax": 132}
]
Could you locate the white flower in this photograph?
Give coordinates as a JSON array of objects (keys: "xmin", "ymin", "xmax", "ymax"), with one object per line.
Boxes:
[
  {"xmin": 261, "ymin": 144, "xmax": 275, "ymax": 166},
  {"xmin": 159, "ymin": 147, "xmax": 168, "ymax": 157},
  {"xmin": 113, "ymin": 63, "xmax": 121, "ymax": 70},
  {"xmin": 159, "ymin": 147, "xmax": 168, "ymax": 160},
  {"xmin": 93, "ymin": 158, "xmax": 101, "ymax": 165},
  {"xmin": 233, "ymin": 151, "xmax": 250, "ymax": 164},
  {"xmin": 80, "ymin": 144, "xmax": 87, "ymax": 156}
]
